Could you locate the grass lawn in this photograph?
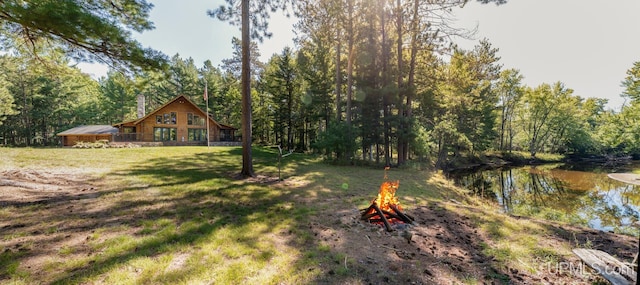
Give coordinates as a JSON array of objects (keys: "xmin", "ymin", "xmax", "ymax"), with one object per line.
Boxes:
[{"xmin": 0, "ymin": 147, "xmax": 635, "ymax": 284}]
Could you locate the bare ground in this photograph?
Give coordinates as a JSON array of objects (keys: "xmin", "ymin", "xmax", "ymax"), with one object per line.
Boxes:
[
  {"xmin": 307, "ymin": 203, "xmax": 638, "ymax": 284},
  {"xmin": 1, "ymin": 169, "xmax": 638, "ymax": 284},
  {"xmin": 294, "ymin": 184, "xmax": 639, "ymax": 284}
]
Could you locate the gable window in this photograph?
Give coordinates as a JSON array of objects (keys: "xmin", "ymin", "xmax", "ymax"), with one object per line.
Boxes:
[
  {"xmin": 187, "ymin": 113, "xmax": 204, "ymax": 126},
  {"xmin": 158, "ymin": 112, "xmax": 177, "ymax": 125},
  {"xmin": 153, "ymin": 127, "xmax": 177, "ymax": 141}
]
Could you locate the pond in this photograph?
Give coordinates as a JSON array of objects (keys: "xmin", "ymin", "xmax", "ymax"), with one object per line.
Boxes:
[{"xmin": 448, "ymin": 162, "xmax": 640, "ymax": 235}]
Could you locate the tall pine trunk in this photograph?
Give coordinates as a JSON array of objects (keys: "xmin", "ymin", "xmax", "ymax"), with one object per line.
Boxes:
[
  {"xmin": 403, "ymin": 0, "xmax": 420, "ymax": 163},
  {"xmin": 381, "ymin": 0, "xmax": 391, "ymax": 167},
  {"xmin": 345, "ymin": 0, "xmax": 354, "ymax": 160},
  {"xmin": 395, "ymin": 0, "xmax": 405, "ymax": 165},
  {"xmin": 287, "ymin": 88, "xmax": 293, "ymax": 150},
  {"xmin": 240, "ymin": 0, "xmax": 254, "ymax": 177},
  {"xmin": 335, "ymin": 29, "xmax": 342, "ymax": 123}
]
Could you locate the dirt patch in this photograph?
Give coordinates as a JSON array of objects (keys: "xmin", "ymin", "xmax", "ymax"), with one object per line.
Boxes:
[
  {"xmin": 302, "ymin": 194, "xmax": 637, "ymax": 284},
  {"xmin": 0, "ymin": 169, "xmax": 119, "ymax": 282},
  {"xmin": 0, "ymin": 169, "xmax": 97, "ymax": 208},
  {"xmin": 166, "ymin": 252, "xmax": 190, "ymax": 272}
]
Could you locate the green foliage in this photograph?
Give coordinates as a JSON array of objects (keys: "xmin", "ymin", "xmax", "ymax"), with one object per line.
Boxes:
[
  {"xmin": 0, "ymin": 48, "xmax": 102, "ymax": 146},
  {"xmin": 201, "ymin": 60, "xmax": 231, "ymax": 123},
  {"xmin": 312, "ymin": 121, "xmax": 357, "ymax": 161},
  {"xmin": 296, "ymin": 37, "xmax": 334, "ymax": 131},
  {"xmin": 220, "ymin": 37, "xmax": 263, "ymax": 81},
  {"xmin": 622, "ymin": 61, "xmax": 640, "ymax": 103},
  {"xmin": 596, "ymin": 104, "xmax": 640, "ymax": 155},
  {"xmin": 516, "ymin": 82, "xmax": 581, "ymax": 156},
  {"xmin": 6, "ymin": 0, "xmax": 640, "ymax": 168},
  {"xmin": 0, "ymin": 47, "xmax": 242, "ymax": 147},
  {"xmin": 261, "ymin": 47, "xmax": 302, "ymax": 151},
  {"xmin": 210, "ymin": 0, "xmax": 294, "ymax": 42},
  {"xmin": 568, "ymin": 97, "xmax": 606, "ymax": 155},
  {"xmin": 410, "ymin": 121, "xmax": 433, "ymax": 161},
  {"xmin": 430, "ymin": 40, "xmax": 501, "ymax": 166},
  {"xmin": 99, "ymin": 71, "xmax": 137, "ymax": 124},
  {"xmin": 0, "ymin": 65, "xmax": 17, "ymax": 126},
  {"xmin": 495, "ymin": 69, "xmax": 524, "ymax": 152},
  {"xmin": 136, "ymin": 54, "xmax": 204, "ymax": 110},
  {"xmin": 0, "ymin": 0, "xmax": 167, "ymax": 73}
]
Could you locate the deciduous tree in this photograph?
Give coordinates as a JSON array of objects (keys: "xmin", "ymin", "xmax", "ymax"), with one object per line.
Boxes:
[
  {"xmin": 622, "ymin": 61, "xmax": 640, "ymax": 104},
  {"xmin": 496, "ymin": 69, "xmax": 524, "ymax": 151}
]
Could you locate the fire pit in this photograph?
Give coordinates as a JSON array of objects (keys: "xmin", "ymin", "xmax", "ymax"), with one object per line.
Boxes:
[{"xmin": 360, "ymin": 173, "xmax": 415, "ymax": 232}]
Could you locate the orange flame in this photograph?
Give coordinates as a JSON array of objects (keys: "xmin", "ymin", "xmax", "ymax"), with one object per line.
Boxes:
[
  {"xmin": 364, "ymin": 168, "xmax": 403, "ymax": 221},
  {"xmin": 371, "ymin": 180, "xmax": 402, "ymax": 213}
]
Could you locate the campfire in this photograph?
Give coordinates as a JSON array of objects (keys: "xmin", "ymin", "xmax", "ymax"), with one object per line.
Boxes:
[{"xmin": 360, "ymin": 172, "xmax": 415, "ymax": 232}]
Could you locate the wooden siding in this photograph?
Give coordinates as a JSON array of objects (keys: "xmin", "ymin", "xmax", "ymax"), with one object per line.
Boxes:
[
  {"xmin": 62, "ymin": 134, "xmax": 112, "ymax": 146},
  {"xmin": 135, "ymin": 99, "xmax": 215, "ymax": 142},
  {"xmin": 114, "ymin": 95, "xmax": 236, "ymax": 145}
]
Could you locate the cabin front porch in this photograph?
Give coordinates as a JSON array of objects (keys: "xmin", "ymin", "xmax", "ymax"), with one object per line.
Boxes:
[{"xmin": 110, "ymin": 132, "xmax": 240, "ymax": 147}]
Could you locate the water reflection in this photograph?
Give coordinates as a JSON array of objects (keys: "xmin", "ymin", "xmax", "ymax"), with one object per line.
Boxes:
[{"xmin": 450, "ymin": 164, "xmax": 640, "ymax": 235}]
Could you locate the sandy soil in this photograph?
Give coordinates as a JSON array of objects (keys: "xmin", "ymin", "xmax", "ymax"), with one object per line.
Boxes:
[{"xmin": 303, "ymin": 194, "xmax": 639, "ymax": 284}]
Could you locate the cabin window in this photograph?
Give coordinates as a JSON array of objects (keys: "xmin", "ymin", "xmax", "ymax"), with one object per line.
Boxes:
[
  {"xmin": 153, "ymin": 127, "xmax": 177, "ymax": 141},
  {"xmin": 187, "ymin": 113, "xmax": 204, "ymax": 126},
  {"xmin": 188, "ymin": 129, "xmax": 207, "ymax": 141},
  {"xmin": 220, "ymin": 129, "xmax": 233, "ymax": 141},
  {"xmin": 123, "ymin": 127, "xmax": 135, "ymax": 133},
  {"xmin": 159, "ymin": 112, "xmax": 177, "ymax": 125}
]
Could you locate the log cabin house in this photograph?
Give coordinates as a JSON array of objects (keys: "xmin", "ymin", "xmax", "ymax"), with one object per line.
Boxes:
[{"xmin": 57, "ymin": 95, "xmax": 238, "ymax": 147}]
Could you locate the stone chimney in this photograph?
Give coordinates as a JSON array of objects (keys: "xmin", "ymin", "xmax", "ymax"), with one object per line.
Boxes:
[{"xmin": 136, "ymin": 94, "xmax": 145, "ymax": 119}]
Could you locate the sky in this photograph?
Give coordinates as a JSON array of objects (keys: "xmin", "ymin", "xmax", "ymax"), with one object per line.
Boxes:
[
  {"xmin": 78, "ymin": 0, "xmax": 297, "ymax": 77},
  {"xmin": 79, "ymin": 0, "xmax": 640, "ymax": 110},
  {"xmin": 454, "ymin": 0, "xmax": 640, "ymax": 110}
]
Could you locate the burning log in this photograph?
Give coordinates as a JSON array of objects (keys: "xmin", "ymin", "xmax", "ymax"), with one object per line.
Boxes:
[
  {"xmin": 390, "ymin": 204, "xmax": 415, "ymax": 223},
  {"xmin": 372, "ymin": 202, "xmax": 393, "ymax": 232},
  {"xmin": 380, "ymin": 209, "xmax": 404, "ymax": 221},
  {"xmin": 361, "ymin": 179, "xmax": 415, "ymax": 231}
]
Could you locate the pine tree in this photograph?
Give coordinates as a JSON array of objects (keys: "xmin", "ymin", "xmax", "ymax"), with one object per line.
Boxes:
[
  {"xmin": 0, "ymin": 0, "xmax": 167, "ymax": 72},
  {"xmin": 211, "ymin": 0, "xmax": 294, "ymax": 177}
]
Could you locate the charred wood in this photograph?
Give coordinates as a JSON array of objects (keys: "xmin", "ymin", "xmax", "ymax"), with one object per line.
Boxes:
[
  {"xmin": 372, "ymin": 203, "xmax": 393, "ymax": 232},
  {"xmin": 390, "ymin": 205, "xmax": 415, "ymax": 224}
]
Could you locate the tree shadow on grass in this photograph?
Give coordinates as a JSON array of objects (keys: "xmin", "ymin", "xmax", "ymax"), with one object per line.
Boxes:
[
  {"xmin": 4, "ymin": 147, "xmax": 590, "ymax": 284},
  {"xmin": 542, "ymin": 221, "xmax": 637, "ymax": 261},
  {"xmin": 33, "ymin": 147, "xmax": 324, "ymax": 284}
]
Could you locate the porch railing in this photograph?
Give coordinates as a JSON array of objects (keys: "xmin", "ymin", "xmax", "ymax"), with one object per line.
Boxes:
[
  {"xmin": 111, "ymin": 133, "xmax": 237, "ymax": 142},
  {"xmin": 112, "ymin": 133, "xmax": 144, "ymax": 142}
]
